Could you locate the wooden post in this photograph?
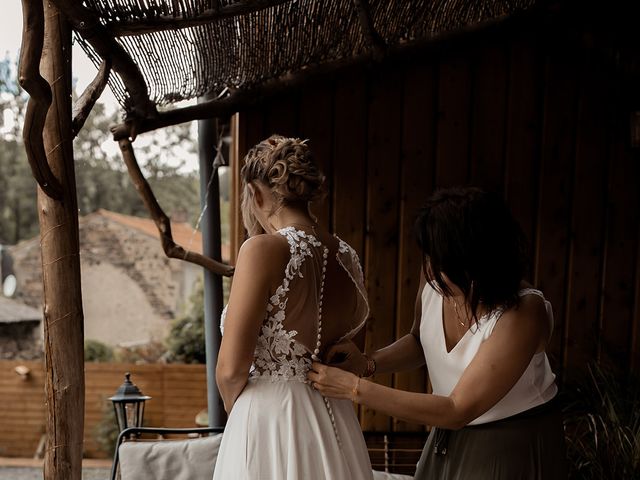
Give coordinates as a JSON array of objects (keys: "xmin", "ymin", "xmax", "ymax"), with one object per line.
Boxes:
[{"xmin": 39, "ymin": 2, "xmax": 85, "ymax": 479}]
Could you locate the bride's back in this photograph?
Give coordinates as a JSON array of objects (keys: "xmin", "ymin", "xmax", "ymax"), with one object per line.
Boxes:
[
  {"xmin": 276, "ymin": 227, "xmax": 368, "ymax": 357},
  {"xmin": 249, "ymin": 227, "xmax": 368, "ymax": 381}
]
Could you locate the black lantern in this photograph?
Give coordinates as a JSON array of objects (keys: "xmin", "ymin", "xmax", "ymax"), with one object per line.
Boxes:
[{"xmin": 109, "ymin": 372, "xmax": 151, "ymax": 432}]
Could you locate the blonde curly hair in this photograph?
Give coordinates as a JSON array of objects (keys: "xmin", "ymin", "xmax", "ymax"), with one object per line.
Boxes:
[{"xmin": 241, "ymin": 135, "xmax": 325, "ymax": 236}]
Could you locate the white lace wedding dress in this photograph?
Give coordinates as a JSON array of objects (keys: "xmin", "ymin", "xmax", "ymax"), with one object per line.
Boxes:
[{"xmin": 213, "ymin": 227, "xmax": 373, "ymax": 480}]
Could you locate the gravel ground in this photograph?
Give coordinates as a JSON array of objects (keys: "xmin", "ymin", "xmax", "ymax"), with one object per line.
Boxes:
[{"xmin": 0, "ymin": 467, "xmax": 110, "ymax": 480}]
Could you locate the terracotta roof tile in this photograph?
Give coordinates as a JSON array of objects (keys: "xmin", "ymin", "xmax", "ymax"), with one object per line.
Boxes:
[
  {"xmin": 0, "ymin": 296, "xmax": 41, "ymax": 323},
  {"xmin": 92, "ymin": 209, "xmax": 230, "ymax": 261}
]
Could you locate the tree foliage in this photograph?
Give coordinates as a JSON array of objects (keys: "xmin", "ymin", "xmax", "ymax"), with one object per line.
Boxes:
[
  {"xmin": 0, "ymin": 54, "xmax": 203, "ymax": 245},
  {"xmin": 0, "ymin": 55, "xmax": 38, "ymax": 244},
  {"xmin": 73, "ymin": 103, "xmax": 201, "ymax": 223}
]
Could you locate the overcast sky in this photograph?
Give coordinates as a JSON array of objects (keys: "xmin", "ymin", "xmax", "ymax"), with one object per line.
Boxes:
[
  {"xmin": 1, "ymin": 1, "xmax": 200, "ymax": 172},
  {"xmin": 1, "ymin": 0, "xmax": 119, "ymax": 113}
]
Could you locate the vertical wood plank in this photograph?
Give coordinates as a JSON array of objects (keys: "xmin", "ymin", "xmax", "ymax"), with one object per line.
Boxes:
[
  {"xmin": 362, "ymin": 69, "xmax": 403, "ymax": 431},
  {"xmin": 503, "ymin": 37, "xmax": 545, "ymax": 276},
  {"xmin": 435, "ymin": 54, "xmax": 472, "ymax": 187},
  {"xmin": 264, "ymin": 93, "xmax": 299, "ymax": 138},
  {"xmin": 331, "ymin": 70, "xmax": 367, "ymax": 414},
  {"xmin": 231, "ymin": 108, "xmax": 265, "ymax": 252},
  {"xmin": 632, "ymin": 232, "xmax": 640, "ymax": 375},
  {"xmin": 599, "ymin": 85, "xmax": 640, "ymax": 377},
  {"xmin": 245, "ymin": 106, "xmax": 267, "ymax": 148},
  {"xmin": 563, "ymin": 54, "xmax": 609, "ymax": 379},
  {"xmin": 332, "ymin": 69, "xmax": 367, "ymax": 257},
  {"xmin": 534, "ymin": 48, "xmax": 580, "ymax": 377},
  {"xmin": 393, "ymin": 63, "xmax": 437, "ymax": 432},
  {"xmin": 469, "ymin": 43, "xmax": 509, "ymax": 192},
  {"xmin": 299, "ymin": 83, "xmax": 335, "ymax": 229}
]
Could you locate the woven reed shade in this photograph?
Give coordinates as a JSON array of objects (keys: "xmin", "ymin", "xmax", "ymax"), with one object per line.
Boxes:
[{"xmin": 75, "ymin": 0, "xmax": 539, "ymax": 112}]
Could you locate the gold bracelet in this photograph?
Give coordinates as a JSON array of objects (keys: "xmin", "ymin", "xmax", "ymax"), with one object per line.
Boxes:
[{"xmin": 351, "ymin": 376, "xmax": 361, "ymax": 402}]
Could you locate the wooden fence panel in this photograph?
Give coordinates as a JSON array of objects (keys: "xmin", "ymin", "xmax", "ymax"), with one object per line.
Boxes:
[
  {"xmin": 0, "ymin": 361, "xmax": 207, "ymax": 458},
  {"xmin": 0, "ymin": 361, "xmax": 46, "ymax": 457}
]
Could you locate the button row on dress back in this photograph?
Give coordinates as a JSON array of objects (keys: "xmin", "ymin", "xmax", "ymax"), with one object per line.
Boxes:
[
  {"xmin": 311, "ymin": 246, "xmax": 328, "ymax": 362},
  {"xmin": 311, "ymin": 246, "xmax": 342, "ymax": 447}
]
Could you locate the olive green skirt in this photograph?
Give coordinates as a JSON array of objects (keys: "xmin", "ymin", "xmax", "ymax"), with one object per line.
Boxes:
[{"xmin": 414, "ymin": 398, "xmax": 567, "ymax": 480}]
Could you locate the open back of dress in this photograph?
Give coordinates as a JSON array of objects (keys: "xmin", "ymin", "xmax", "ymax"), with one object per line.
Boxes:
[{"xmin": 250, "ymin": 226, "xmax": 369, "ymax": 381}]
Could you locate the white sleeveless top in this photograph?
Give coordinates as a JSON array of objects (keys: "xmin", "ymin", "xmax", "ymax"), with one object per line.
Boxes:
[{"xmin": 420, "ymin": 283, "xmax": 558, "ymax": 425}]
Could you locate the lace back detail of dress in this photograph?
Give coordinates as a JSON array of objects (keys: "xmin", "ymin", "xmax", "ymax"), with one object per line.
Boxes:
[{"xmin": 250, "ymin": 228, "xmax": 322, "ymax": 382}]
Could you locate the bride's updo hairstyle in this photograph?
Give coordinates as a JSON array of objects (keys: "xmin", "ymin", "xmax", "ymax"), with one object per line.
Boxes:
[{"xmin": 241, "ymin": 135, "xmax": 325, "ymax": 236}]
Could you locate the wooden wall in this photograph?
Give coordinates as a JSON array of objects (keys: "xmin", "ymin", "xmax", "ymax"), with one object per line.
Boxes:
[
  {"xmin": 232, "ymin": 17, "xmax": 640, "ymax": 431},
  {"xmin": 0, "ymin": 361, "xmax": 207, "ymax": 458}
]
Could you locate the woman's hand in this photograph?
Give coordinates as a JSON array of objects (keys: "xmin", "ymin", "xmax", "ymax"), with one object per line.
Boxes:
[
  {"xmin": 308, "ymin": 362, "xmax": 360, "ymax": 400},
  {"xmin": 323, "ymin": 340, "xmax": 367, "ymax": 375}
]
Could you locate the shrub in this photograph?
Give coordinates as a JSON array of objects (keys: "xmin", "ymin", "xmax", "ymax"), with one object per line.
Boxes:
[
  {"xmin": 563, "ymin": 364, "xmax": 640, "ymax": 479},
  {"xmin": 92, "ymin": 399, "xmax": 119, "ymax": 457},
  {"xmin": 85, "ymin": 339, "xmax": 114, "ymax": 362},
  {"xmin": 113, "ymin": 341, "xmax": 167, "ymax": 364}
]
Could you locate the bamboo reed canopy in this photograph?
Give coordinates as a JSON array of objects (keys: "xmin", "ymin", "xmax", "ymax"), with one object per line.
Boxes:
[{"xmin": 64, "ymin": 0, "xmax": 541, "ymax": 138}]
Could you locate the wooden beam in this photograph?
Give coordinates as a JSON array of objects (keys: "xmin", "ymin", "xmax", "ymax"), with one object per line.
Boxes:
[
  {"xmin": 72, "ymin": 58, "xmax": 111, "ymax": 136},
  {"xmin": 49, "ymin": 0, "xmax": 155, "ymax": 118},
  {"xmin": 117, "ymin": 139, "xmax": 235, "ymax": 277},
  {"xmin": 352, "ymin": 0, "xmax": 385, "ymax": 59},
  {"xmin": 38, "ymin": 2, "xmax": 85, "ymax": 479},
  {"xmin": 18, "ymin": 0, "xmax": 63, "ymax": 200},
  {"xmin": 107, "ymin": 0, "xmax": 291, "ymax": 37}
]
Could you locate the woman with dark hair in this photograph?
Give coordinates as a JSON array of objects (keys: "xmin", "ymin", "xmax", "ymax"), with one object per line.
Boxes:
[{"xmin": 308, "ymin": 186, "xmax": 567, "ymax": 479}]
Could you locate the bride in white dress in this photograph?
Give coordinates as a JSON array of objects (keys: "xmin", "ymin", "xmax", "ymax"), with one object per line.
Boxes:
[{"xmin": 213, "ymin": 135, "xmax": 373, "ymax": 480}]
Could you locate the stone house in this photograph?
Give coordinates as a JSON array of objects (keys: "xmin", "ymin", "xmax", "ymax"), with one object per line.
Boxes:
[
  {"xmin": 0, "ymin": 295, "xmax": 42, "ymax": 359},
  {"xmin": 7, "ymin": 209, "xmax": 228, "ymax": 351}
]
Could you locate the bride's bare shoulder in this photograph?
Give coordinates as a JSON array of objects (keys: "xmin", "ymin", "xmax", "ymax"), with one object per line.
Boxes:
[{"xmin": 237, "ymin": 234, "xmax": 290, "ymax": 268}]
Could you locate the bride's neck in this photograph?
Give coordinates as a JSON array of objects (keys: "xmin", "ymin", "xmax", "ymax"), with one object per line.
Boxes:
[{"xmin": 269, "ymin": 207, "xmax": 316, "ymax": 232}]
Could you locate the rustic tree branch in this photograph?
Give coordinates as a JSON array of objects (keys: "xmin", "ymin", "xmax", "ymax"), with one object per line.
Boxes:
[
  {"xmin": 118, "ymin": 138, "xmax": 234, "ymax": 277},
  {"xmin": 108, "ymin": 0, "xmax": 291, "ymax": 37},
  {"xmin": 18, "ymin": 0, "xmax": 63, "ymax": 200},
  {"xmin": 352, "ymin": 0, "xmax": 386, "ymax": 60},
  {"xmin": 72, "ymin": 58, "xmax": 111, "ymax": 136},
  {"xmin": 49, "ymin": 0, "xmax": 155, "ymax": 118}
]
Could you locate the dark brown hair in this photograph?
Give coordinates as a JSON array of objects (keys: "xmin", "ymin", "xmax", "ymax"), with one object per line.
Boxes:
[{"xmin": 415, "ymin": 187, "xmax": 529, "ymax": 324}]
